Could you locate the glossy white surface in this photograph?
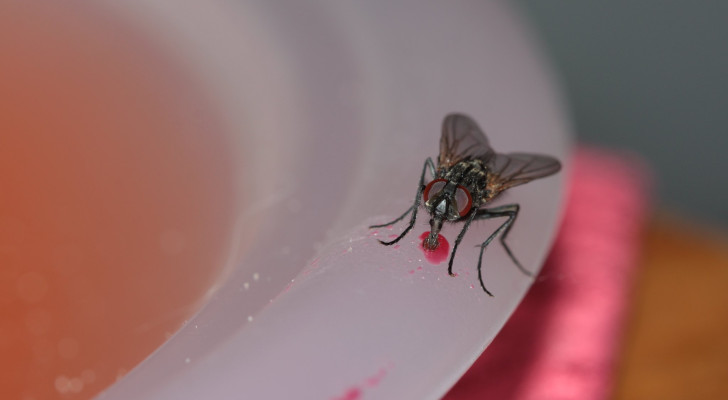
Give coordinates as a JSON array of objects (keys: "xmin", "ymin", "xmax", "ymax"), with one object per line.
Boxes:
[{"xmin": 98, "ymin": 1, "xmax": 571, "ymax": 399}]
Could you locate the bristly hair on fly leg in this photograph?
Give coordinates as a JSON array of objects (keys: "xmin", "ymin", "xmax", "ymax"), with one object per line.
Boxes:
[{"xmin": 370, "ymin": 113, "xmax": 561, "ymax": 296}]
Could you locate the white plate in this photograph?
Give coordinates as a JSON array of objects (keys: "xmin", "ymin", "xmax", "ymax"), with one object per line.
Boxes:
[{"xmin": 98, "ymin": 1, "xmax": 571, "ymax": 399}]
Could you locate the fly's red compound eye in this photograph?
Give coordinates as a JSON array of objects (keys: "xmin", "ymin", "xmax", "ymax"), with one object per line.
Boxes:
[
  {"xmin": 455, "ymin": 185, "xmax": 473, "ymax": 217},
  {"xmin": 423, "ymin": 179, "xmax": 447, "ymax": 202}
]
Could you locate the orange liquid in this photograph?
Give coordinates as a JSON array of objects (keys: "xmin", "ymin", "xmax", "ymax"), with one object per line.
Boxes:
[{"xmin": 0, "ymin": 2, "xmax": 236, "ymax": 399}]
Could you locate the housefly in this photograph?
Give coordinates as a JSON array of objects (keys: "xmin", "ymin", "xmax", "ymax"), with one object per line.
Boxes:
[{"xmin": 370, "ymin": 113, "xmax": 561, "ymax": 295}]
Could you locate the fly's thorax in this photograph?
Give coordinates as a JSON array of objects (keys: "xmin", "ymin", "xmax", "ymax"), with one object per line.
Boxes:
[
  {"xmin": 443, "ymin": 160, "xmax": 486, "ymax": 183},
  {"xmin": 442, "ymin": 159, "xmax": 488, "ymax": 203}
]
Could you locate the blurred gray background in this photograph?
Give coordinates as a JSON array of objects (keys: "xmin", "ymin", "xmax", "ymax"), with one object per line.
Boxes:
[{"xmin": 515, "ymin": 1, "xmax": 728, "ymax": 228}]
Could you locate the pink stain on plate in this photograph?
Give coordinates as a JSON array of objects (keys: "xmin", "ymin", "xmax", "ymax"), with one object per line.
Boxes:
[
  {"xmin": 365, "ymin": 367, "xmax": 388, "ymax": 388},
  {"xmin": 332, "ymin": 387, "xmax": 362, "ymax": 400},
  {"xmin": 331, "ymin": 365, "xmax": 391, "ymax": 400},
  {"xmin": 418, "ymin": 231, "xmax": 450, "ymax": 264}
]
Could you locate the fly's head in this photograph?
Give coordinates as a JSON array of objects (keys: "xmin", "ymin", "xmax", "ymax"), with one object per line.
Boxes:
[{"xmin": 422, "ymin": 178, "xmax": 473, "ymax": 249}]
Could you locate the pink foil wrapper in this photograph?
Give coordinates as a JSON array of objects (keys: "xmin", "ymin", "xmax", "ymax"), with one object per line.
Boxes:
[{"xmin": 445, "ymin": 147, "xmax": 652, "ymax": 400}]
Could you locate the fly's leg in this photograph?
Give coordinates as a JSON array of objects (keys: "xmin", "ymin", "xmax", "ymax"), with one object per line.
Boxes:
[
  {"xmin": 494, "ymin": 204, "xmax": 531, "ymax": 276},
  {"xmin": 472, "ymin": 204, "xmax": 525, "ymax": 296},
  {"xmin": 370, "ymin": 157, "xmax": 436, "ymax": 246},
  {"xmin": 368, "ymin": 205, "xmax": 414, "ymax": 229},
  {"xmin": 446, "ymin": 209, "xmax": 479, "ymax": 277}
]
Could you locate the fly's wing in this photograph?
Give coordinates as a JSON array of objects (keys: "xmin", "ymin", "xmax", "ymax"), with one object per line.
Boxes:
[
  {"xmin": 438, "ymin": 113, "xmax": 495, "ymax": 168},
  {"xmin": 486, "ymin": 152, "xmax": 561, "ymax": 198}
]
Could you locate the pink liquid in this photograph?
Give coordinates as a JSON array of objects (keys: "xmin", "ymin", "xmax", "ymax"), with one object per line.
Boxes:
[
  {"xmin": 419, "ymin": 232, "xmax": 450, "ymax": 264},
  {"xmin": 0, "ymin": 3, "xmax": 235, "ymax": 399}
]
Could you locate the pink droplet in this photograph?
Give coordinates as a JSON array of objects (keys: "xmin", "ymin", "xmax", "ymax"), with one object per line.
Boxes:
[{"xmin": 418, "ymin": 232, "xmax": 450, "ymax": 264}]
